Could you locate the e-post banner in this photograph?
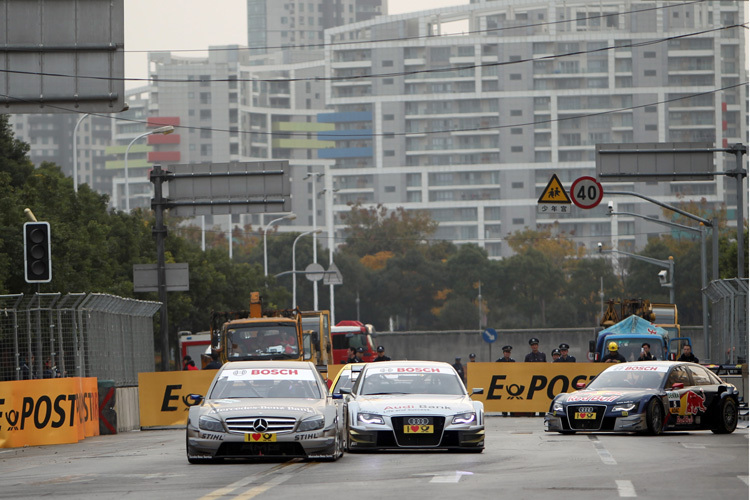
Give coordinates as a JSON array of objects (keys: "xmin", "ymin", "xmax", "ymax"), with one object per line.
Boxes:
[
  {"xmin": 466, "ymin": 363, "xmax": 609, "ymax": 413},
  {"xmin": 0, "ymin": 377, "xmax": 100, "ymax": 448},
  {"xmin": 139, "ymin": 371, "xmax": 216, "ymax": 428}
]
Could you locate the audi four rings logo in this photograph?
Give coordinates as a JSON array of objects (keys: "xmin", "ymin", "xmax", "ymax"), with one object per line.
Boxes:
[
  {"xmin": 252, "ymin": 418, "xmax": 269, "ymax": 432},
  {"xmin": 577, "ymin": 407, "xmax": 594, "ymax": 413},
  {"xmin": 407, "ymin": 418, "xmax": 430, "ymax": 425}
]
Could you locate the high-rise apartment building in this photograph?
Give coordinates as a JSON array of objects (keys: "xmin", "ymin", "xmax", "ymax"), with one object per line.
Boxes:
[
  {"xmin": 247, "ymin": 0, "xmax": 386, "ymax": 54},
  {"xmin": 320, "ymin": 0, "xmax": 747, "ymax": 257}
]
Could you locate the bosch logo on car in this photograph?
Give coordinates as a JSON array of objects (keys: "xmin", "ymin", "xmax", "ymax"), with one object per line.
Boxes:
[{"xmin": 251, "ymin": 369, "xmax": 299, "ymax": 375}]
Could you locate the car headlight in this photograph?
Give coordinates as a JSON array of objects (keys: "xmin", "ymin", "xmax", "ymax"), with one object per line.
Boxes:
[
  {"xmin": 198, "ymin": 416, "xmax": 224, "ymax": 432},
  {"xmin": 298, "ymin": 415, "xmax": 325, "ymax": 432},
  {"xmin": 452, "ymin": 412, "xmax": 476, "ymax": 425},
  {"xmin": 552, "ymin": 401, "xmax": 564, "ymax": 412},
  {"xmin": 612, "ymin": 403, "xmax": 636, "ymax": 412},
  {"xmin": 357, "ymin": 413, "xmax": 384, "ymax": 425}
]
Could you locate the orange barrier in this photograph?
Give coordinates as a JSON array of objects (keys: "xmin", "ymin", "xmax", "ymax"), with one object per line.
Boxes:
[
  {"xmin": 0, "ymin": 377, "xmax": 99, "ymax": 448},
  {"xmin": 138, "ymin": 370, "xmax": 215, "ymax": 428},
  {"xmin": 466, "ymin": 362, "xmax": 608, "ymax": 413}
]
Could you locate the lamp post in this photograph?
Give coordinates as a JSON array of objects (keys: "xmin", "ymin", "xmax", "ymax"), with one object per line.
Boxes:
[
  {"xmin": 292, "ymin": 229, "xmax": 322, "ymax": 309},
  {"xmin": 264, "ymin": 213, "xmax": 296, "ymax": 277},
  {"xmin": 72, "ymin": 113, "xmax": 91, "ymax": 193},
  {"xmin": 599, "ymin": 244, "xmax": 675, "ymax": 304},
  {"xmin": 304, "ymin": 172, "xmax": 324, "ymax": 309},
  {"xmin": 608, "ymin": 205, "xmax": 708, "ymax": 355},
  {"xmin": 124, "ymin": 125, "xmax": 174, "ymax": 212}
]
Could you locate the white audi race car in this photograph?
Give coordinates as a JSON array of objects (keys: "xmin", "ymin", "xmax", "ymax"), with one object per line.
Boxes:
[
  {"xmin": 186, "ymin": 361, "xmax": 345, "ymax": 463},
  {"xmin": 343, "ymin": 360, "xmax": 485, "ymax": 452}
]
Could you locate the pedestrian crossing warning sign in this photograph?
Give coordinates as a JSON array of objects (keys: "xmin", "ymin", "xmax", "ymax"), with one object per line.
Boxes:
[{"xmin": 538, "ymin": 174, "xmax": 572, "ymax": 204}]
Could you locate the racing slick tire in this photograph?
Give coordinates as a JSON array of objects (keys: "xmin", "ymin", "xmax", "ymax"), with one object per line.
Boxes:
[
  {"xmin": 711, "ymin": 397, "xmax": 738, "ymax": 434},
  {"xmin": 645, "ymin": 398, "xmax": 664, "ymax": 436},
  {"xmin": 319, "ymin": 429, "xmax": 344, "ymax": 461},
  {"xmin": 558, "ymin": 430, "xmax": 576, "ymax": 435}
]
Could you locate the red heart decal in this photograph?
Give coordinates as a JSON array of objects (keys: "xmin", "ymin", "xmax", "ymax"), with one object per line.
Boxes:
[
  {"xmin": 252, "ymin": 433, "xmax": 261, "ymax": 441},
  {"xmin": 411, "ymin": 425, "xmax": 419, "ymax": 432}
]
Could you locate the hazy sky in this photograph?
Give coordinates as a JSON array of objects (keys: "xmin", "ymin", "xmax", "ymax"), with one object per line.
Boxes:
[{"xmin": 124, "ymin": 0, "xmax": 468, "ymax": 89}]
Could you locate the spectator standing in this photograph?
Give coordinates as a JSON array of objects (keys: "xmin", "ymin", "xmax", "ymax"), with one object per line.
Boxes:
[
  {"xmin": 182, "ymin": 355, "xmax": 193, "ymax": 371},
  {"xmin": 345, "ymin": 346, "xmax": 358, "ymax": 364},
  {"xmin": 557, "ymin": 343, "xmax": 576, "ymax": 362},
  {"xmin": 677, "ymin": 344, "xmax": 699, "ymax": 363},
  {"xmin": 524, "ymin": 338, "xmax": 546, "ymax": 362},
  {"xmin": 452, "ymin": 356, "xmax": 466, "ymax": 384},
  {"xmin": 354, "ymin": 347, "xmax": 365, "ymax": 362},
  {"xmin": 496, "ymin": 346, "xmax": 515, "ymax": 362},
  {"xmin": 638, "ymin": 342, "xmax": 656, "ymax": 361},
  {"xmin": 373, "ymin": 346, "xmax": 391, "ymax": 362},
  {"xmin": 551, "ymin": 349, "xmax": 561, "ymax": 362},
  {"xmin": 468, "ymin": 353, "xmax": 477, "ymax": 363},
  {"xmin": 204, "ymin": 351, "xmax": 223, "ymax": 369}
]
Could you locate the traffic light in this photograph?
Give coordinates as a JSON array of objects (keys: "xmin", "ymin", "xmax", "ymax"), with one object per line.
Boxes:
[{"xmin": 23, "ymin": 222, "xmax": 52, "ymax": 283}]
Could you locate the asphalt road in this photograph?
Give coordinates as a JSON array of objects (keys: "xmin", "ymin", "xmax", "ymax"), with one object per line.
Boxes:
[{"xmin": 1, "ymin": 417, "xmax": 747, "ymax": 500}]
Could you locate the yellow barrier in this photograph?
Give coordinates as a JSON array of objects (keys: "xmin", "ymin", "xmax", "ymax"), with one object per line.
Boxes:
[
  {"xmin": 466, "ymin": 362, "xmax": 609, "ymax": 412},
  {"xmin": 0, "ymin": 377, "xmax": 99, "ymax": 448},
  {"xmin": 138, "ymin": 371, "xmax": 216, "ymax": 428}
]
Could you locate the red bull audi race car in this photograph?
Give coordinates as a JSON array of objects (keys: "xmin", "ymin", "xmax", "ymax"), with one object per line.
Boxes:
[{"xmin": 544, "ymin": 361, "xmax": 739, "ymax": 435}]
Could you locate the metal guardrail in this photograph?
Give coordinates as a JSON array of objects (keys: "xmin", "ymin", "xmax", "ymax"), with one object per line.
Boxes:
[
  {"xmin": 704, "ymin": 278, "xmax": 748, "ymax": 365},
  {"xmin": 0, "ymin": 293, "xmax": 160, "ymax": 386}
]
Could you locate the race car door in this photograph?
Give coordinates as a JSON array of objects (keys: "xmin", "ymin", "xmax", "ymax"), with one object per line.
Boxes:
[{"xmin": 665, "ymin": 365, "xmax": 707, "ymax": 428}]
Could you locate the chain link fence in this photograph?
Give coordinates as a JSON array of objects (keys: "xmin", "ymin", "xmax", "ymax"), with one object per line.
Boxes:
[
  {"xmin": 0, "ymin": 293, "xmax": 161, "ymax": 386},
  {"xmin": 704, "ymin": 278, "xmax": 748, "ymax": 365}
]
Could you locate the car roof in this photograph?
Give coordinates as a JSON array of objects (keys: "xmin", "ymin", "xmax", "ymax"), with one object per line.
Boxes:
[{"xmin": 361, "ymin": 360, "xmax": 454, "ymax": 371}]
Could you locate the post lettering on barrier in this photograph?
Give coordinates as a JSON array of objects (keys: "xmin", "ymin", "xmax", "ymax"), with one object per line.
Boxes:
[
  {"xmin": 466, "ymin": 363, "xmax": 608, "ymax": 413},
  {"xmin": 138, "ymin": 371, "xmax": 216, "ymax": 428},
  {"xmin": 0, "ymin": 377, "xmax": 99, "ymax": 449}
]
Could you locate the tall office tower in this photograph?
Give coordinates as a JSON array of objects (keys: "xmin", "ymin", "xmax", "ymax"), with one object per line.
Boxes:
[
  {"xmin": 9, "ymin": 113, "xmax": 113, "ymax": 195},
  {"xmin": 247, "ymin": 0, "xmax": 386, "ymax": 54},
  {"xmin": 322, "ymin": 0, "xmax": 747, "ymax": 257}
]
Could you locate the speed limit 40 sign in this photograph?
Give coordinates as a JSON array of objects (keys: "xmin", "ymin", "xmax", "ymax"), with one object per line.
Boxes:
[{"xmin": 570, "ymin": 176, "xmax": 603, "ymax": 209}]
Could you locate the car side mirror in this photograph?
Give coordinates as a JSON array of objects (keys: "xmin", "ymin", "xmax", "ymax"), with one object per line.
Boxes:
[
  {"xmin": 575, "ymin": 381, "xmax": 587, "ymax": 390},
  {"xmin": 339, "ymin": 388, "xmax": 351, "ymax": 394},
  {"xmin": 332, "ymin": 393, "xmax": 343, "ymax": 400},
  {"xmin": 186, "ymin": 394, "xmax": 204, "ymax": 405},
  {"xmin": 471, "ymin": 388, "xmax": 484, "ymax": 395},
  {"xmin": 671, "ymin": 382, "xmax": 684, "ymax": 390}
]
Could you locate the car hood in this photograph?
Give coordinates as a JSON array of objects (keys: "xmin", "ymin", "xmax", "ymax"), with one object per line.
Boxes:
[
  {"xmin": 202, "ymin": 398, "xmax": 324, "ymax": 419},
  {"xmin": 354, "ymin": 394, "xmax": 475, "ymax": 416},
  {"xmin": 558, "ymin": 389, "xmax": 659, "ymax": 404}
]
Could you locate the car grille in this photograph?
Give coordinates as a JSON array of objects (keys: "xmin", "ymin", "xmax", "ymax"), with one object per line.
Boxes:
[
  {"xmin": 391, "ymin": 416, "xmax": 446, "ymax": 447},
  {"xmin": 225, "ymin": 416, "xmax": 297, "ymax": 434},
  {"xmin": 566, "ymin": 405, "xmax": 606, "ymax": 430},
  {"xmin": 216, "ymin": 442, "xmax": 306, "ymax": 458}
]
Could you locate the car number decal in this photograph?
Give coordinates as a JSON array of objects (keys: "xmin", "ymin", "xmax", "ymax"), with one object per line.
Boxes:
[
  {"xmin": 245, "ymin": 432, "xmax": 276, "ymax": 442},
  {"xmin": 404, "ymin": 425, "xmax": 433, "ymax": 434}
]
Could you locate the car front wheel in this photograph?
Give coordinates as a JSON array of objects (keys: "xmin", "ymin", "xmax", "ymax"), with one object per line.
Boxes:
[
  {"xmin": 646, "ymin": 398, "xmax": 664, "ymax": 435},
  {"xmin": 711, "ymin": 397, "xmax": 738, "ymax": 434}
]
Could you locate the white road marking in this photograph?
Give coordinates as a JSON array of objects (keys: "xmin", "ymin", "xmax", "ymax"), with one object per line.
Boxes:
[
  {"xmin": 739, "ymin": 476, "xmax": 749, "ymax": 486},
  {"xmin": 198, "ymin": 461, "xmax": 312, "ymax": 499},
  {"xmin": 616, "ymin": 480, "xmax": 637, "ymax": 497},
  {"xmin": 234, "ymin": 473, "xmax": 293, "ymax": 500},
  {"xmin": 681, "ymin": 443, "xmax": 705, "ymax": 449},
  {"xmin": 591, "ymin": 439, "xmax": 617, "ymax": 465},
  {"xmin": 429, "ymin": 471, "xmax": 474, "ymax": 483}
]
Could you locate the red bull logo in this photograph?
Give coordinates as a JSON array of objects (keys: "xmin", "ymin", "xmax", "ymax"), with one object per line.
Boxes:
[{"xmin": 679, "ymin": 391, "xmax": 706, "ymax": 415}]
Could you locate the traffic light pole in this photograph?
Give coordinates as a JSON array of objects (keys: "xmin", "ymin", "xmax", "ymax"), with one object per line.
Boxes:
[{"xmin": 150, "ymin": 165, "xmax": 170, "ymax": 371}]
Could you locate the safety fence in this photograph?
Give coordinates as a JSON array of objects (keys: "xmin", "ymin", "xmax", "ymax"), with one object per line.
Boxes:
[
  {"xmin": 0, "ymin": 293, "xmax": 161, "ymax": 386},
  {"xmin": 704, "ymin": 278, "xmax": 748, "ymax": 365}
]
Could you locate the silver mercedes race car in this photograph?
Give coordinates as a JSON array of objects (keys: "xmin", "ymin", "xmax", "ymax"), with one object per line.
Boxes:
[
  {"xmin": 343, "ymin": 361, "xmax": 485, "ymax": 452},
  {"xmin": 186, "ymin": 361, "xmax": 345, "ymax": 463}
]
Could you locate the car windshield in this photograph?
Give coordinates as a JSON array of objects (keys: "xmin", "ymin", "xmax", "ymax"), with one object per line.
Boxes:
[
  {"xmin": 226, "ymin": 323, "xmax": 299, "ymax": 359},
  {"xmin": 209, "ymin": 369, "xmax": 321, "ymax": 399},
  {"xmin": 332, "ymin": 370, "xmax": 360, "ymax": 395},
  {"xmin": 586, "ymin": 369, "xmax": 667, "ymax": 390},
  {"xmin": 359, "ymin": 370, "xmax": 464, "ymax": 396}
]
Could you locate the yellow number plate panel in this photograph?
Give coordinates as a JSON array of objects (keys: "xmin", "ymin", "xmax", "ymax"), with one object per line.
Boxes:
[
  {"xmin": 404, "ymin": 425, "xmax": 434, "ymax": 434},
  {"xmin": 574, "ymin": 412, "xmax": 596, "ymax": 420},
  {"xmin": 245, "ymin": 432, "xmax": 277, "ymax": 442}
]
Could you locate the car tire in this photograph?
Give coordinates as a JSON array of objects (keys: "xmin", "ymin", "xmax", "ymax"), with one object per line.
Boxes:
[
  {"xmin": 711, "ymin": 397, "xmax": 738, "ymax": 434},
  {"xmin": 646, "ymin": 398, "xmax": 664, "ymax": 435},
  {"xmin": 558, "ymin": 430, "xmax": 576, "ymax": 435}
]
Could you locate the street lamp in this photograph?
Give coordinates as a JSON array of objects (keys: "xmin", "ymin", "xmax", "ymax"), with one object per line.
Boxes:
[
  {"xmin": 599, "ymin": 243, "xmax": 675, "ymax": 303},
  {"xmin": 292, "ymin": 229, "xmax": 322, "ymax": 309},
  {"xmin": 124, "ymin": 125, "xmax": 174, "ymax": 212},
  {"xmin": 72, "ymin": 113, "xmax": 91, "ymax": 193},
  {"xmin": 304, "ymin": 172, "xmax": 325, "ymax": 309},
  {"xmin": 264, "ymin": 213, "xmax": 296, "ymax": 277}
]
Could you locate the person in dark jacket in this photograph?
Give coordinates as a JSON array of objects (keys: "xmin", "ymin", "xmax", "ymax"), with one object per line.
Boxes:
[
  {"xmin": 638, "ymin": 342, "xmax": 656, "ymax": 361},
  {"xmin": 345, "ymin": 346, "xmax": 358, "ymax": 364},
  {"xmin": 557, "ymin": 343, "xmax": 576, "ymax": 362},
  {"xmin": 677, "ymin": 344, "xmax": 699, "ymax": 363},
  {"xmin": 602, "ymin": 342, "xmax": 626, "ymax": 363},
  {"xmin": 524, "ymin": 338, "xmax": 546, "ymax": 362},
  {"xmin": 496, "ymin": 346, "xmax": 515, "ymax": 362},
  {"xmin": 372, "ymin": 346, "xmax": 391, "ymax": 362},
  {"xmin": 204, "ymin": 351, "xmax": 223, "ymax": 369},
  {"xmin": 452, "ymin": 356, "xmax": 466, "ymax": 384}
]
